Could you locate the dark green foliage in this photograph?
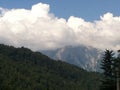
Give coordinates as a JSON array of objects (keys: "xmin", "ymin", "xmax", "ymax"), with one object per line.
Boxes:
[
  {"xmin": 0, "ymin": 44, "xmax": 100, "ymax": 90},
  {"xmin": 101, "ymin": 50, "xmax": 114, "ymax": 78},
  {"xmin": 100, "ymin": 50, "xmax": 120, "ymax": 90}
]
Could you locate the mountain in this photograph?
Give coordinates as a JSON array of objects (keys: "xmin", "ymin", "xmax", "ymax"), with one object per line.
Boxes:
[
  {"xmin": 0, "ymin": 44, "xmax": 101, "ymax": 90},
  {"xmin": 41, "ymin": 45, "xmax": 103, "ymax": 71}
]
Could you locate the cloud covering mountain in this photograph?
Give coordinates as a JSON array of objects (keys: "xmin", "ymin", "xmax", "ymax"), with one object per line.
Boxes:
[{"xmin": 0, "ymin": 3, "xmax": 120, "ymax": 51}]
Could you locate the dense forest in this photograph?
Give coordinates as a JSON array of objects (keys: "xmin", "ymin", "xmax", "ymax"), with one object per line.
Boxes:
[
  {"xmin": 0, "ymin": 44, "xmax": 101, "ymax": 90},
  {"xmin": 100, "ymin": 50, "xmax": 120, "ymax": 90}
]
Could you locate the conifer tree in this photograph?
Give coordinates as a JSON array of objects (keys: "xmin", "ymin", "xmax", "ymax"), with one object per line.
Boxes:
[
  {"xmin": 115, "ymin": 50, "xmax": 120, "ymax": 90},
  {"xmin": 100, "ymin": 50, "xmax": 116, "ymax": 90}
]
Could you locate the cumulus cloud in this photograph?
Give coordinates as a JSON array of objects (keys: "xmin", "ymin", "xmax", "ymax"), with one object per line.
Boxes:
[{"xmin": 0, "ymin": 3, "xmax": 120, "ymax": 51}]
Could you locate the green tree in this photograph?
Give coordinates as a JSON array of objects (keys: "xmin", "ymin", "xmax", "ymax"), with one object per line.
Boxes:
[
  {"xmin": 115, "ymin": 50, "xmax": 120, "ymax": 90},
  {"xmin": 100, "ymin": 50, "xmax": 116, "ymax": 90}
]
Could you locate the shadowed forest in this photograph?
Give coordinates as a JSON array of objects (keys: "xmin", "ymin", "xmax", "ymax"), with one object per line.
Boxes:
[{"xmin": 0, "ymin": 44, "xmax": 119, "ymax": 90}]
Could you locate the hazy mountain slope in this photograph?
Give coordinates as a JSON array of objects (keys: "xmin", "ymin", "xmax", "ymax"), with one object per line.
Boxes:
[
  {"xmin": 0, "ymin": 44, "xmax": 101, "ymax": 90},
  {"xmin": 41, "ymin": 45, "xmax": 103, "ymax": 71}
]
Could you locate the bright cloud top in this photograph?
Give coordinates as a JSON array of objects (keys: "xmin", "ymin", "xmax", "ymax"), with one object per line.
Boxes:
[{"xmin": 0, "ymin": 3, "xmax": 120, "ymax": 51}]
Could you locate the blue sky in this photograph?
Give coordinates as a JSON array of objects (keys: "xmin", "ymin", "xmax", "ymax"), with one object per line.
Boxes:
[
  {"xmin": 0, "ymin": 0, "xmax": 120, "ymax": 50},
  {"xmin": 0, "ymin": 0, "xmax": 119, "ymax": 21}
]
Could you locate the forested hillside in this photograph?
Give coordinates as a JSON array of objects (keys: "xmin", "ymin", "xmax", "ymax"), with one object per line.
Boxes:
[{"xmin": 0, "ymin": 44, "xmax": 101, "ymax": 90}]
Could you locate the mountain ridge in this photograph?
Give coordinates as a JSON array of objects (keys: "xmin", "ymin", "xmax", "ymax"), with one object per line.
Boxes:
[
  {"xmin": 0, "ymin": 44, "xmax": 101, "ymax": 90},
  {"xmin": 41, "ymin": 45, "xmax": 103, "ymax": 71}
]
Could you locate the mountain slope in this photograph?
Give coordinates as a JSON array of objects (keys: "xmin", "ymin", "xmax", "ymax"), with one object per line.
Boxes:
[
  {"xmin": 0, "ymin": 44, "xmax": 101, "ymax": 90},
  {"xmin": 41, "ymin": 46, "xmax": 103, "ymax": 71}
]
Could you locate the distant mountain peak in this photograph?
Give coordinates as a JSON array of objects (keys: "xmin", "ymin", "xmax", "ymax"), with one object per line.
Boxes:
[{"xmin": 41, "ymin": 45, "xmax": 103, "ymax": 71}]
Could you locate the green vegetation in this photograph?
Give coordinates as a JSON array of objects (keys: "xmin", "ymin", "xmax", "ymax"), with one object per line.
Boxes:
[
  {"xmin": 100, "ymin": 50, "xmax": 120, "ymax": 90},
  {"xmin": 0, "ymin": 44, "xmax": 101, "ymax": 90}
]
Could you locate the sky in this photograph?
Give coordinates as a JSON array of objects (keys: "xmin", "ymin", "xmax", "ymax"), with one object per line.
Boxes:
[
  {"xmin": 0, "ymin": 0, "xmax": 120, "ymax": 51},
  {"xmin": 0, "ymin": 0, "xmax": 120, "ymax": 21}
]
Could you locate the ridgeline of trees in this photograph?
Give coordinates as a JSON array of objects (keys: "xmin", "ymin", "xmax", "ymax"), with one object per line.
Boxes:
[
  {"xmin": 1, "ymin": 44, "xmax": 119, "ymax": 90},
  {"xmin": 100, "ymin": 50, "xmax": 120, "ymax": 90},
  {"xmin": 0, "ymin": 44, "xmax": 101, "ymax": 90}
]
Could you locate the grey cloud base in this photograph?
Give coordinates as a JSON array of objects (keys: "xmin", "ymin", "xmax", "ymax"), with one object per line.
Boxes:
[{"xmin": 0, "ymin": 3, "xmax": 120, "ymax": 51}]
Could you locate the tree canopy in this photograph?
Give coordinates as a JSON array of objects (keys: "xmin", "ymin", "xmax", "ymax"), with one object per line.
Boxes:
[
  {"xmin": 0, "ymin": 44, "xmax": 101, "ymax": 90},
  {"xmin": 100, "ymin": 50, "xmax": 120, "ymax": 90}
]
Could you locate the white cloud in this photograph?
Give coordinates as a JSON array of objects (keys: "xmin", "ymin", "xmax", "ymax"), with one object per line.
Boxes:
[{"xmin": 0, "ymin": 3, "xmax": 120, "ymax": 51}]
